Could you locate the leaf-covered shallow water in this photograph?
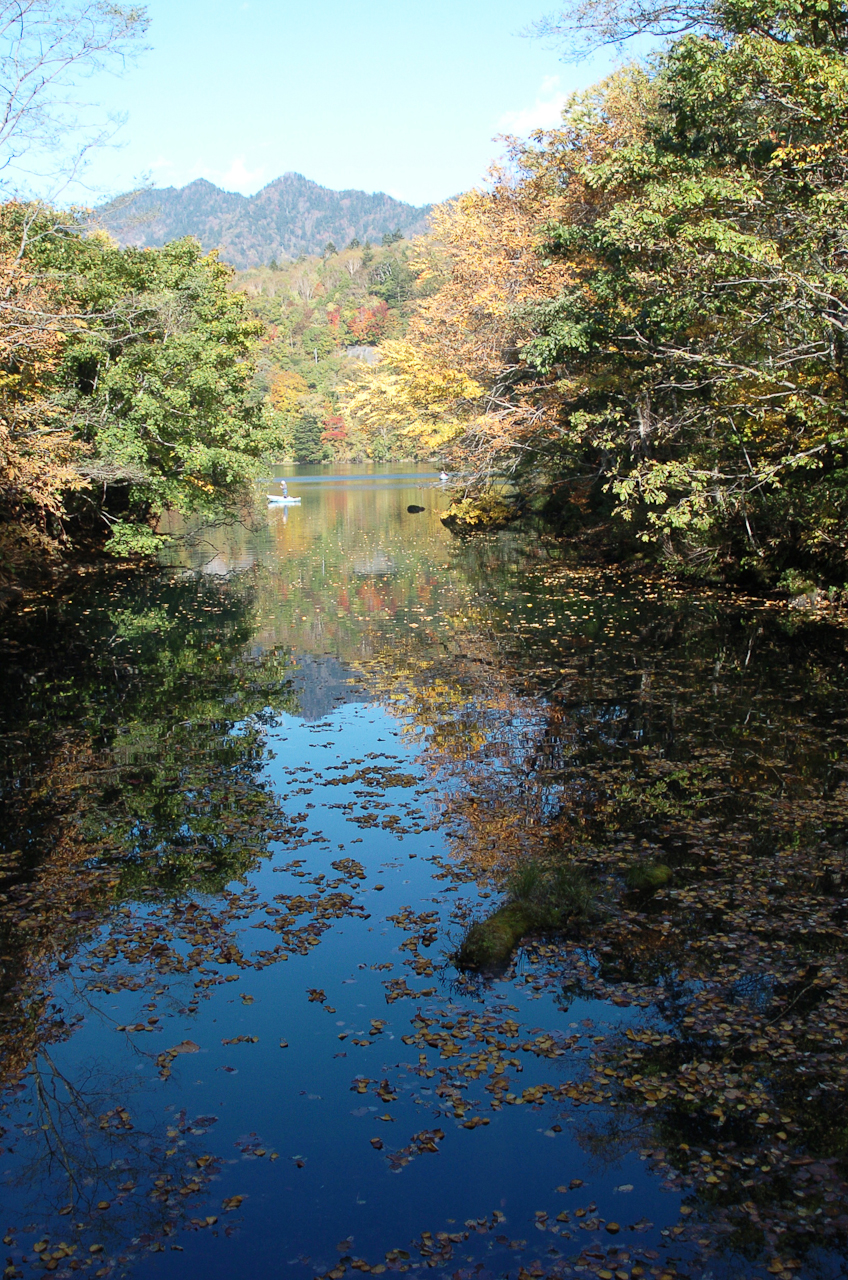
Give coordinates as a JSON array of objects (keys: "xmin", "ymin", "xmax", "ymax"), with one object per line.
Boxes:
[{"xmin": 0, "ymin": 464, "xmax": 846, "ymax": 1280}]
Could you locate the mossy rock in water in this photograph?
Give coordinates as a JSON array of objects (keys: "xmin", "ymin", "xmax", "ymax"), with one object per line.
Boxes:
[
  {"xmin": 455, "ymin": 904, "xmax": 531, "ymax": 971},
  {"xmin": 625, "ymin": 862, "xmax": 672, "ymax": 892},
  {"xmin": 440, "ymin": 493, "xmax": 517, "ymax": 533},
  {"xmin": 455, "ymin": 861, "xmax": 595, "ymax": 972}
]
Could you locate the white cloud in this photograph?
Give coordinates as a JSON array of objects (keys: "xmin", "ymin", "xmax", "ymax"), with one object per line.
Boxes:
[
  {"xmin": 498, "ymin": 75, "xmax": 569, "ymax": 136},
  {"xmin": 180, "ymin": 156, "xmax": 272, "ymax": 195},
  {"xmin": 217, "ymin": 156, "xmax": 271, "ymax": 193},
  {"xmin": 129, "ymin": 154, "xmax": 275, "ymax": 196},
  {"xmin": 147, "ymin": 156, "xmax": 177, "ymax": 178}
]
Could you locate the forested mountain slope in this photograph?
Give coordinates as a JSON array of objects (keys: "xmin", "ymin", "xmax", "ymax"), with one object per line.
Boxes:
[
  {"xmin": 238, "ymin": 237, "xmax": 447, "ymax": 464},
  {"xmin": 95, "ymin": 172, "xmax": 433, "ymax": 269}
]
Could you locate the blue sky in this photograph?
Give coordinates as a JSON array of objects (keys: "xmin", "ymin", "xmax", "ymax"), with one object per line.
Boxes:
[{"xmin": 70, "ymin": 0, "xmax": 626, "ymax": 207}]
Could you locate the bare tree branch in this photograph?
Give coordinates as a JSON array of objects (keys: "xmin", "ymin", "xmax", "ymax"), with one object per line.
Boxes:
[
  {"xmin": 531, "ymin": 0, "xmax": 716, "ymax": 60},
  {"xmin": 0, "ymin": 0, "xmax": 149, "ymax": 196}
]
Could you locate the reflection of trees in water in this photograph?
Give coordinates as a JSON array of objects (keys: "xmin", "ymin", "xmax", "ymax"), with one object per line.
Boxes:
[
  {"xmin": 0, "ymin": 569, "xmax": 305, "ymax": 1271},
  {"xmin": 570, "ymin": 1106, "xmax": 649, "ymax": 1172},
  {"xmin": 4, "ymin": 1047, "xmax": 223, "ymax": 1271},
  {"xmin": 355, "ymin": 579, "xmax": 848, "ymax": 879},
  {"xmin": 2, "ymin": 528, "xmax": 848, "ymax": 1276},
  {"xmin": 0, "ymin": 569, "xmax": 298, "ymax": 1088},
  {"xmin": 286, "ymin": 653, "xmax": 370, "ymax": 721},
  {"xmin": 350, "ymin": 577, "xmax": 848, "ymax": 1272}
]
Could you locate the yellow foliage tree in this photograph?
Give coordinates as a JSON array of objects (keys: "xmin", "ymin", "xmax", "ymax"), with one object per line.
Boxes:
[
  {"xmin": 345, "ymin": 339, "xmax": 484, "ymax": 454},
  {"xmin": 345, "ymin": 68, "xmax": 652, "ymax": 480},
  {"xmin": 269, "ymin": 368, "xmax": 310, "ymax": 415}
]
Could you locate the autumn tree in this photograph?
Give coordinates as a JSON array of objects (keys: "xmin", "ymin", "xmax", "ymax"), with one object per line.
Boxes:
[
  {"xmin": 344, "ymin": 74, "xmax": 645, "ymax": 474},
  {"xmin": 351, "ymin": 0, "xmax": 848, "ymax": 583},
  {"xmin": 346, "ymin": 338, "xmax": 484, "ymax": 457},
  {"xmin": 0, "ymin": 216, "xmax": 86, "ymax": 550},
  {"xmin": 0, "ymin": 0, "xmax": 154, "ymax": 567},
  {"xmin": 236, "ymin": 238, "xmax": 449, "ymax": 464},
  {"xmin": 291, "ymin": 397, "xmax": 329, "ymax": 462},
  {"xmin": 519, "ymin": 0, "xmax": 848, "ymax": 579},
  {"xmin": 0, "ymin": 204, "xmax": 282, "ymax": 557}
]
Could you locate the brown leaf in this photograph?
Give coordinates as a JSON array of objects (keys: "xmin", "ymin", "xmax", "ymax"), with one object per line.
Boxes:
[{"xmin": 170, "ymin": 1040, "xmax": 200, "ymax": 1055}]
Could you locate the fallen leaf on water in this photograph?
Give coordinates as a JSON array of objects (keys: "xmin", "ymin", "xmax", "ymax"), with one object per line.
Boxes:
[{"xmin": 170, "ymin": 1040, "xmax": 199, "ymax": 1055}]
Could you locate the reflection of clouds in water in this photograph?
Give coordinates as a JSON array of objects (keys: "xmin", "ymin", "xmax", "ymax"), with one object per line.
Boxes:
[{"xmin": 353, "ymin": 551, "xmax": 395, "ymax": 576}]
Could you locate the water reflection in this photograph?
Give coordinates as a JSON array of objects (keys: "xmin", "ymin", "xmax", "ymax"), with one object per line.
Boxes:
[{"xmin": 0, "ymin": 465, "xmax": 846, "ymax": 1280}]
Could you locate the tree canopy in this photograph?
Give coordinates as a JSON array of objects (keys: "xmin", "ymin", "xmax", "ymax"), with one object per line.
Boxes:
[
  {"xmin": 239, "ymin": 237, "xmax": 445, "ymax": 463},
  {"xmin": 0, "ymin": 206, "xmax": 280, "ymax": 559},
  {"xmin": 350, "ymin": 0, "xmax": 848, "ymax": 586}
]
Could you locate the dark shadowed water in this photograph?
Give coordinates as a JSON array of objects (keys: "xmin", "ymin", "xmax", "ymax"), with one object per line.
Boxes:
[{"xmin": 0, "ymin": 464, "xmax": 846, "ymax": 1280}]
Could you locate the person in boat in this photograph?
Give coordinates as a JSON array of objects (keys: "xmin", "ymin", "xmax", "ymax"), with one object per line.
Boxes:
[{"xmin": 281, "ymin": 480, "xmax": 288, "ymax": 497}]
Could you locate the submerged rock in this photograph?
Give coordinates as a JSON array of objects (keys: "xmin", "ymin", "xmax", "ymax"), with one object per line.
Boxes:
[
  {"xmin": 456, "ymin": 904, "xmax": 530, "ymax": 972},
  {"xmin": 624, "ymin": 862, "xmax": 673, "ymax": 892},
  {"xmin": 788, "ymin": 587, "xmax": 824, "ymax": 610}
]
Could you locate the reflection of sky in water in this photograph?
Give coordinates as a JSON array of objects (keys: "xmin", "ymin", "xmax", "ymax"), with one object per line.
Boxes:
[{"xmin": 1, "ymin": 697, "xmax": 673, "ymax": 1279}]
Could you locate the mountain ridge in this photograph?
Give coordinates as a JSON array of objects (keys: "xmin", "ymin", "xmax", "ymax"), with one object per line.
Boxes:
[{"xmin": 95, "ymin": 172, "xmax": 434, "ymax": 270}]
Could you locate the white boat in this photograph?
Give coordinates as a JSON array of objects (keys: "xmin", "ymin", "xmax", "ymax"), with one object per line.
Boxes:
[{"xmin": 267, "ymin": 495, "xmax": 301, "ymax": 505}]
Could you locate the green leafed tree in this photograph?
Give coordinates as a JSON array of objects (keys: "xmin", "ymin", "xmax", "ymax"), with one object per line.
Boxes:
[
  {"xmin": 2, "ymin": 203, "xmax": 282, "ymax": 553},
  {"xmin": 290, "ymin": 398, "xmax": 329, "ymax": 463},
  {"xmin": 521, "ymin": 0, "xmax": 848, "ymax": 580}
]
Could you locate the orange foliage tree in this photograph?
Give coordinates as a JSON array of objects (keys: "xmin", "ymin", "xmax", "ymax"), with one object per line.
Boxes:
[{"xmin": 0, "ymin": 209, "xmax": 88, "ymax": 554}]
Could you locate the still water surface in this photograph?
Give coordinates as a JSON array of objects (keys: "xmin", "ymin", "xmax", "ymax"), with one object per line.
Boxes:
[{"xmin": 1, "ymin": 464, "xmax": 846, "ymax": 1280}]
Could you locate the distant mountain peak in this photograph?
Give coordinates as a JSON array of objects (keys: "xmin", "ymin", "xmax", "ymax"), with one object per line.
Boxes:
[
  {"xmin": 196, "ymin": 176, "xmax": 233, "ymax": 190},
  {"xmin": 95, "ymin": 175, "xmax": 433, "ymax": 270}
]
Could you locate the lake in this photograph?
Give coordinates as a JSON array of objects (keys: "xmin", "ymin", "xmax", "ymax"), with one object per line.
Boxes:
[{"xmin": 0, "ymin": 463, "xmax": 846, "ymax": 1280}]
